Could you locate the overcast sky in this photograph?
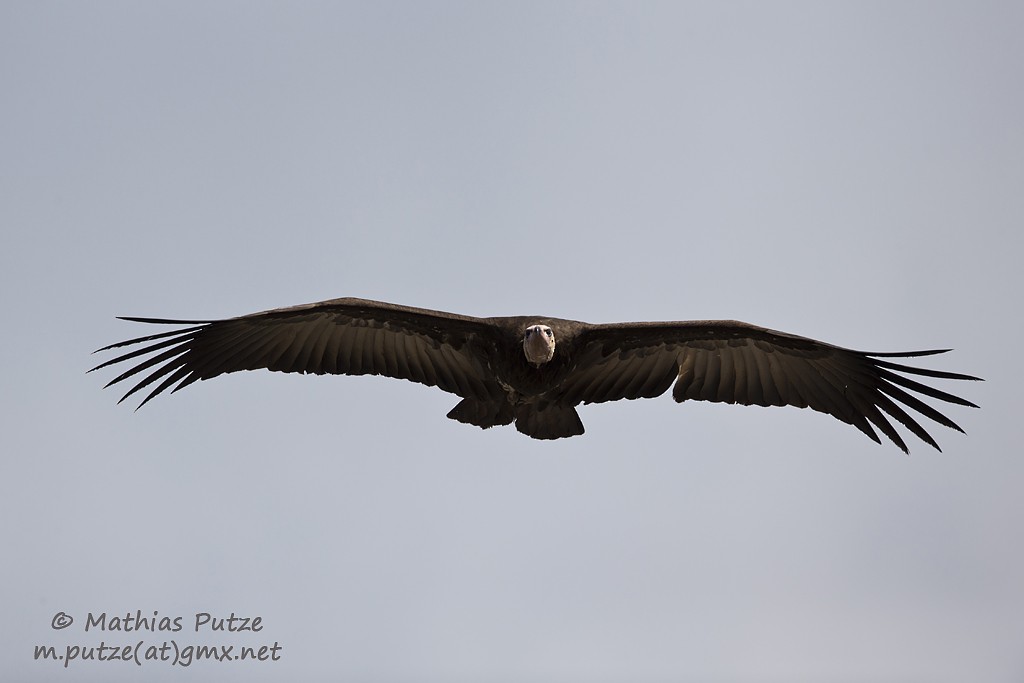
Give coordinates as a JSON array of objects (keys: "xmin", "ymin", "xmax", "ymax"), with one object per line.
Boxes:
[{"xmin": 3, "ymin": 2, "xmax": 1022, "ymax": 681}]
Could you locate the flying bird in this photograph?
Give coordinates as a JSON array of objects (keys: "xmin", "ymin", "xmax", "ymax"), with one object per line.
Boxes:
[{"xmin": 91, "ymin": 297, "xmax": 981, "ymax": 452}]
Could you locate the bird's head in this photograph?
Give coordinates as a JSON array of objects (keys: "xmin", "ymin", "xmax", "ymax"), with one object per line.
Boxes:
[{"xmin": 523, "ymin": 324, "xmax": 555, "ymax": 366}]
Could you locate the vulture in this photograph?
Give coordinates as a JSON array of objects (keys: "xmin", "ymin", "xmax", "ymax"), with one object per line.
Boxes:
[{"xmin": 91, "ymin": 297, "xmax": 981, "ymax": 452}]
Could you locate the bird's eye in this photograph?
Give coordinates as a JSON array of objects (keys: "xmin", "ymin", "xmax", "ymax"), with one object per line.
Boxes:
[
  {"xmin": 545, "ymin": 329, "xmax": 553, "ymax": 337},
  {"xmin": 525, "ymin": 328, "xmax": 532, "ymax": 337}
]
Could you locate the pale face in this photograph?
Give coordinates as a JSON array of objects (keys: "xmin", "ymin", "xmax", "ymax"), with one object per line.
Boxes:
[{"xmin": 523, "ymin": 324, "xmax": 555, "ymax": 365}]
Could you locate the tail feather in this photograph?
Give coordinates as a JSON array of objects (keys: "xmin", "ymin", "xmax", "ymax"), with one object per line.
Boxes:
[{"xmin": 514, "ymin": 404, "xmax": 585, "ymax": 440}]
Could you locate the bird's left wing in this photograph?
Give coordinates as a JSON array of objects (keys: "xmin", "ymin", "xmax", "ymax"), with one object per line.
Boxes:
[
  {"xmin": 91, "ymin": 298, "xmax": 505, "ymax": 408},
  {"xmin": 556, "ymin": 321, "xmax": 981, "ymax": 453}
]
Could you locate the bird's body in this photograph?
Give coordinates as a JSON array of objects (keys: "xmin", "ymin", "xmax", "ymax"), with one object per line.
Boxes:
[{"xmin": 91, "ymin": 297, "xmax": 980, "ymax": 452}]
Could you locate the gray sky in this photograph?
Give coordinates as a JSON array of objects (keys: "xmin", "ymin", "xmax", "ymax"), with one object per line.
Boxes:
[{"xmin": 3, "ymin": 2, "xmax": 1022, "ymax": 681}]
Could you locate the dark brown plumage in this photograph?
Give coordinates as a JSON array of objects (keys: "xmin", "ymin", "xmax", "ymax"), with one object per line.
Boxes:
[{"xmin": 91, "ymin": 297, "xmax": 981, "ymax": 452}]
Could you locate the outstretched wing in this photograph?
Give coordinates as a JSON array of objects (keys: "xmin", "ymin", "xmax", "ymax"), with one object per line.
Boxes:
[
  {"xmin": 557, "ymin": 321, "xmax": 981, "ymax": 453},
  {"xmin": 91, "ymin": 298, "xmax": 505, "ymax": 408}
]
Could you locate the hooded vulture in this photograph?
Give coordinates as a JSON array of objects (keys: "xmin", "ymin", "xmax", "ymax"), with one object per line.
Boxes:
[{"xmin": 91, "ymin": 297, "xmax": 981, "ymax": 452}]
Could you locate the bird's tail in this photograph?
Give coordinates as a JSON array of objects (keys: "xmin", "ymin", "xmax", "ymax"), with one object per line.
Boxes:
[
  {"xmin": 447, "ymin": 398, "xmax": 585, "ymax": 440},
  {"xmin": 513, "ymin": 404, "xmax": 585, "ymax": 440}
]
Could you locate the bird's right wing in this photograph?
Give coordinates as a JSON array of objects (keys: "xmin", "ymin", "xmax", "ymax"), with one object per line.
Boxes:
[{"xmin": 90, "ymin": 298, "xmax": 506, "ymax": 408}]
